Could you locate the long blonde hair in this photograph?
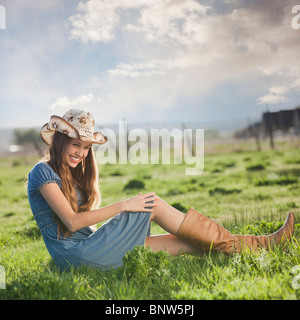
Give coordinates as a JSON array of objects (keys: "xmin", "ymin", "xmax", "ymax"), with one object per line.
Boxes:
[{"xmin": 42, "ymin": 132, "xmax": 101, "ymax": 237}]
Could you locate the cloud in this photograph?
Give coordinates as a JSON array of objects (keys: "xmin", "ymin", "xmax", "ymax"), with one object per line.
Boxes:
[
  {"xmin": 107, "ymin": 60, "xmax": 167, "ymax": 78},
  {"xmin": 2, "ymin": 0, "xmax": 300, "ymax": 129},
  {"xmin": 65, "ymin": 0, "xmax": 300, "ymax": 123},
  {"xmin": 68, "ymin": 0, "xmax": 153, "ymax": 43},
  {"xmin": 69, "ymin": 1, "xmax": 300, "ymax": 76},
  {"xmin": 257, "ymin": 75, "xmax": 300, "ymax": 106},
  {"xmin": 257, "ymin": 94, "xmax": 287, "ymax": 105},
  {"xmin": 269, "ymin": 86, "xmax": 290, "ymax": 96},
  {"xmin": 69, "ymin": 0, "xmax": 210, "ymax": 47},
  {"xmin": 50, "ymin": 94, "xmax": 99, "ymax": 111},
  {"xmin": 107, "ymin": 54, "xmax": 205, "ymax": 78},
  {"xmin": 125, "ymin": 0, "xmax": 209, "ymax": 46},
  {"xmin": 69, "ymin": 1, "xmax": 118, "ymax": 43},
  {"xmin": 291, "ymin": 78, "xmax": 300, "ymax": 92},
  {"xmin": 256, "ymin": 85, "xmax": 290, "ymax": 105}
]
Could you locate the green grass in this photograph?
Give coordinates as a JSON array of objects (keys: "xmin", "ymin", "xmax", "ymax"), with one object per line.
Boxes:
[{"xmin": 0, "ymin": 141, "xmax": 300, "ymax": 300}]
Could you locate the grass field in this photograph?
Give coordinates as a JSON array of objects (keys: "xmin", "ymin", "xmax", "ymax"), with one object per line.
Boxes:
[{"xmin": 0, "ymin": 139, "xmax": 300, "ymax": 300}]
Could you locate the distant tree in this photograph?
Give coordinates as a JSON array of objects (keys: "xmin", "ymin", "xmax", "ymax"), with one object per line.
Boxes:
[{"xmin": 13, "ymin": 128, "xmax": 44, "ymax": 155}]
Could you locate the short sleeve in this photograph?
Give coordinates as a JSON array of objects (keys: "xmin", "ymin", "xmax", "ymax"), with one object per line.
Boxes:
[{"xmin": 27, "ymin": 162, "xmax": 62, "ymax": 194}]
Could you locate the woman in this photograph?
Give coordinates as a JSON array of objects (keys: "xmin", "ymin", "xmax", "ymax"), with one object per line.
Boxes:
[{"xmin": 27, "ymin": 109, "xmax": 295, "ymax": 270}]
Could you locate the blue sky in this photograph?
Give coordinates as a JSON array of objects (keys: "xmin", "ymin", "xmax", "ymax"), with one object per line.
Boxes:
[{"xmin": 0, "ymin": 0, "xmax": 299, "ymax": 130}]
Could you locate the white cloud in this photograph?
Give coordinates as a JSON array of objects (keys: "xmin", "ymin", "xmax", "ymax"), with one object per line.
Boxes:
[
  {"xmin": 269, "ymin": 86, "xmax": 289, "ymax": 96},
  {"xmin": 69, "ymin": 1, "xmax": 118, "ymax": 43},
  {"xmin": 257, "ymin": 76, "xmax": 300, "ymax": 106},
  {"xmin": 50, "ymin": 96, "xmax": 72, "ymax": 110},
  {"xmin": 257, "ymin": 94, "xmax": 287, "ymax": 105},
  {"xmin": 69, "ymin": 0, "xmax": 209, "ymax": 45},
  {"xmin": 50, "ymin": 94, "xmax": 98, "ymax": 111},
  {"xmin": 107, "ymin": 53, "xmax": 206, "ymax": 78},
  {"xmin": 69, "ymin": 0, "xmax": 155, "ymax": 43},
  {"xmin": 2, "ymin": 0, "xmax": 300, "ymax": 129},
  {"xmin": 66, "ymin": 0, "xmax": 300, "ymax": 120},
  {"xmin": 126, "ymin": 0, "xmax": 209, "ymax": 45},
  {"xmin": 257, "ymin": 85, "xmax": 291, "ymax": 106},
  {"xmin": 69, "ymin": 0, "xmax": 298, "ymax": 74},
  {"xmin": 291, "ymin": 78, "xmax": 300, "ymax": 92}
]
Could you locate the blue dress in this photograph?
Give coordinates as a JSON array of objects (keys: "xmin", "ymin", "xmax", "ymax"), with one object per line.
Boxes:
[{"xmin": 27, "ymin": 162, "xmax": 152, "ymax": 270}]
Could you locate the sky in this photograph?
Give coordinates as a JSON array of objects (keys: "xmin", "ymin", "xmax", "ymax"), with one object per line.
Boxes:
[{"xmin": 0, "ymin": 0, "xmax": 300, "ymax": 131}]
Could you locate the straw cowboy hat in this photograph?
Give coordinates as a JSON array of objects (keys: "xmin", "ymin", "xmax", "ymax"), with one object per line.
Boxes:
[{"xmin": 41, "ymin": 109, "xmax": 107, "ymax": 145}]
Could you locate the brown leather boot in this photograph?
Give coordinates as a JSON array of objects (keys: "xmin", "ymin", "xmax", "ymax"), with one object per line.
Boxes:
[{"xmin": 177, "ymin": 208, "xmax": 295, "ymax": 254}]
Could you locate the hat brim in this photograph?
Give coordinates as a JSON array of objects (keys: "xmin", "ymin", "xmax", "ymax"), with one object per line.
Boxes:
[
  {"xmin": 40, "ymin": 115, "xmax": 107, "ymax": 145},
  {"xmin": 81, "ymin": 131, "xmax": 108, "ymax": 145}
]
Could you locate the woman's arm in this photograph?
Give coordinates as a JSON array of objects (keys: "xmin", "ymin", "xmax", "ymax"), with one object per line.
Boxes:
[{"xmin": 40, "ymin": 183, "xmax": 156, "ymax": 232}]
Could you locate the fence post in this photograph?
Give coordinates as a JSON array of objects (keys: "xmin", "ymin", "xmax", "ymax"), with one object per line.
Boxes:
[{"xmin": 264, "ymin": 106, "xmax": 274, "ymax": 150}]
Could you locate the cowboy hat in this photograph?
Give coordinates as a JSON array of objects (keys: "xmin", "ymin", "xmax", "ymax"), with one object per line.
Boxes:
[{"xmin": 41, "ymin": 109, "xmax": 107, "ymax": 145}]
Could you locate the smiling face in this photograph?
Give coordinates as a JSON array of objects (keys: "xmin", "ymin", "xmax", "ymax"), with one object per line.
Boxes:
[{"xmin": 64, "ymin": 138, "xmax": 92, "ymax": 168}]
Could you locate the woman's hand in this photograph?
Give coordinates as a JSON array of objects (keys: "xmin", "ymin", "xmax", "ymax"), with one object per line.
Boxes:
[{"xmin": 122, "ymin": 192, "xmax": 158, "ymax": 213}]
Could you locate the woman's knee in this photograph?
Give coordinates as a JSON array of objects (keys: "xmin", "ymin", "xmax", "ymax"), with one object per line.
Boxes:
[{"xmin": 150, "ymin": 195, "xmax": 168, "ymax": 220}]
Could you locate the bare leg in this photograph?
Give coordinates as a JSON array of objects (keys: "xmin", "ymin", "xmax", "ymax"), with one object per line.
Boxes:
[
  {"xmin": 145, "ymin": 234, "xmax": 202, "ymax": 256},
  {"xmin": 149, "ymin": 197, "xmax": 186, "ymax": 235},
  {"xmin": 145, "ymin": 196, "xmax": 202, "ymax": 255}
]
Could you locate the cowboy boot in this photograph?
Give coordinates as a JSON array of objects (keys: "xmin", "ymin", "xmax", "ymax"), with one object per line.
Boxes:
[{"xmin": 177, "ymin": 208, "xmax": 295, "ymax": 254}]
